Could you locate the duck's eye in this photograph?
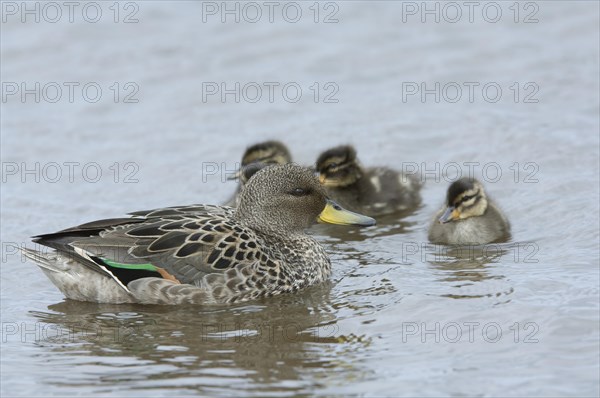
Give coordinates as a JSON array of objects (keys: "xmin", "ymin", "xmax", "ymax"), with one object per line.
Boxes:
[
  {"xmin": 289, "ymin": 188, "xmax": 311, "ymax": 197},
  {"xmin": 461, "ymin": 194, "xmax": 476, "ymax": 203}
]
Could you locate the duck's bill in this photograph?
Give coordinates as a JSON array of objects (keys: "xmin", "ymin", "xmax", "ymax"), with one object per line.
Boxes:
[
  {"xmin": 226, "ymin": 170, "xmax": 241, "ymax": 181},
  {"xmin": 318, "ymin": 200, "xmax": 376, "ymax": 227},
  {"xmin": 439, "ymin": 206, "xmax": 460, "ymax": 223}
]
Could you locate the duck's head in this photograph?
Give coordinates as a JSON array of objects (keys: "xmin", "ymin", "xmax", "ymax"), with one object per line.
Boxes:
[
  {"xmin": 316, "ymin": 145, "xmax": 362, "ymax": 187},
  {"xmin": 241, "ymin": 140, "xmax": 292, "ymax": 167},
  {"xmin": 236, "ymin": 164, "xmax": 375, "ymax": 234},
  {"xmin": 439, "ymin": 178, "xmax": 488, "ymax": 224}
]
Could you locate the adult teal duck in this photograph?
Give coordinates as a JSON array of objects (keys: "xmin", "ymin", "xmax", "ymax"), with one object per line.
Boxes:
[{"xmin": 24, "ymin": 164, "xmax": 375, "ymax": 305}]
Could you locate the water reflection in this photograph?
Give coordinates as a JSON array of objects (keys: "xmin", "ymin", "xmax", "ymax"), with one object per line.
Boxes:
[
  {"xmin": 28, "ymin": 285, "xmax": 373, "ymax": 395},
  {"xmin": 426, "ymin": 243, "xmax": 517, "ymax": 301}
]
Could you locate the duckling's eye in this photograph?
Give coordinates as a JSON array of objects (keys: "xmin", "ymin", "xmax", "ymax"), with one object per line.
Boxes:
[
  {"xmin": 327, "ymin": 163, "xmax": 338, "ymax": 171},
  {"xmin": 461, "ymin": 194, "xmax": 476, "ymax": 203},
  {"xmin": 289, "ymin": 188, "xmax": 311, "ymax": 197}
]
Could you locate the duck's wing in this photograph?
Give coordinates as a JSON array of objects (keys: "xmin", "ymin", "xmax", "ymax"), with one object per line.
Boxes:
[
  {"xmin": 33, "ymin": 204, "xmax": 265, "ymax": 287},
  {"xmin": 127, "ymin": 204, "xmax": 235, "ymax": 218}
]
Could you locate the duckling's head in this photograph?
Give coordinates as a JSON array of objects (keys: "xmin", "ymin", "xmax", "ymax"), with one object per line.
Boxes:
[
  {"xmin": 236, "ymin": 164, "xmax": 375, "ymax": 234},
  {"xmin": 439, "ymin": 178, "xmax": 488, "ymax": 224},
  {"xmin": 316, "ymin": 145, "xmax": 362, "ymax": 187},
  {"xmin": 241, "ymin": 141, "xmax": 291, "ymax": 167},
  {"xmin": 239, "ymin": 162, "xmax": 267, "ymax": 185}
]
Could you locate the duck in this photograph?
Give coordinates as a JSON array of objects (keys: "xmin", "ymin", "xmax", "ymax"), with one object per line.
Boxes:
[
  {"xmin": 224, "ymin": 140, "xmax": 292, "ymax": 207},
  {"xmin": 22, "ymin": 164, "xmax": 375, "ymax": 305},
  {"xmin": 315, "ymin": 145, "xmax": 422, "ymax": 217},
  {"xmin": 428, "ymin": 177, "xmax": 510, "ymax": 245}
]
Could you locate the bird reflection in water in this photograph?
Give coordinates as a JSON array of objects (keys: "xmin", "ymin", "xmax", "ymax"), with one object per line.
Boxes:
[
  {"xmin": 27, "ymin": 284, "xmax": 374, "ymax": 395},
  {"xmin": 426, "ymin": 243, "xmax": 517, "ymax": 301}
]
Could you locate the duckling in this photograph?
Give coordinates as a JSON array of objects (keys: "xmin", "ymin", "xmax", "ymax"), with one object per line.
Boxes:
[
  {"xmin": 224, "ymin": 140, "xmax": 292, "ymax": 207},
  {"xmin": 23, "ymin": 164, "xmax": 375, "ymax": 305},
  {"xmin": 238, "ymin": 162, "xmax": 267, "ymax": 185},
  {"xmin": 428, "ymin": 178, "xmax": 510, "ymax": 245},
  {"xmin": 240, "ymin": 140, "xmax": 291, "ymax": 167},
  {"xmin": 316, "ymin": 145, "xmax": 422, "ymax": 216}
]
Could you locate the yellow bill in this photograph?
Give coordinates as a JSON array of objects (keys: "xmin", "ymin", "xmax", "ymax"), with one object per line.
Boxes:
[{"xmin": 318, "ymin": 199, "xmax": 376, "ymax": 227}]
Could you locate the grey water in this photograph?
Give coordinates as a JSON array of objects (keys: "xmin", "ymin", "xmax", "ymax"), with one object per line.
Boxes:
[{"xmin": 1, "ymin": 1, "xmax": 599, "ymax": 396}]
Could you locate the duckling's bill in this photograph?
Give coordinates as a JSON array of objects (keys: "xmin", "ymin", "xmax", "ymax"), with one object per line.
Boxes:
[
  {"xmin": 318, "ymin": 199, "xmax": 376, "ymax": 226},
  {"xmin": 439, "ymin": 206, "xmax": 461, "ymax": 223},
  {"xmin": 226, "ymin": 170, "xmax": 241, "ymax": 181}
]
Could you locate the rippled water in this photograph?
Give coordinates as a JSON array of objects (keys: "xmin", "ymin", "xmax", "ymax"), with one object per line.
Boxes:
[{"xmin": 1, "ymin": 1, "xmax": 599, "ymax": 396}]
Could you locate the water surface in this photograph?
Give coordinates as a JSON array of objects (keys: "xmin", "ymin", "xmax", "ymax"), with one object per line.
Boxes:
[{"xmin": 1, "ymin": 1, "xmax": 599, "ymax": 396}]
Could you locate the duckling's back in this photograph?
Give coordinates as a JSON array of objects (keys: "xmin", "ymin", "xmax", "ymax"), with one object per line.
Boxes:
[{"xmin": 358, "ymin": 167, "xmax": 422, "ymax": 216}]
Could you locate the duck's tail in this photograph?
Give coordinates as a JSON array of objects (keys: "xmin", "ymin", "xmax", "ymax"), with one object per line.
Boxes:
[
  {"xmin": 20, "ymin": 247, "xmax": 136, "ymax": 304},
  {"xmin": 19, "ymin": 247, "xmax": 65, "ymax": 273}
]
